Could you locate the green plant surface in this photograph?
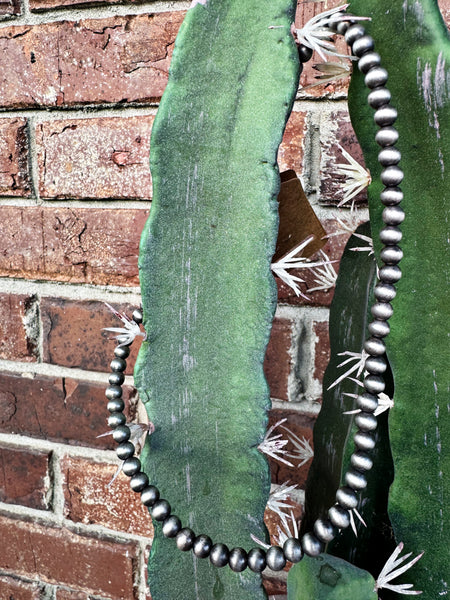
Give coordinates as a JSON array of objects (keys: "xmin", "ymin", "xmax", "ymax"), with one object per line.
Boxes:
[
  {"xmin": 134, "ymin": 1, "xmax": 300, "ymax": 598},
  {"xmin": 287, "ymin": 554, "xmax": 378, "ymax": 600},
  {"xmin": 348, "ymin": 1, "xmax": 450, "ymax": 596},
  {"xmin": 300, "ymin": 223, "xmax": 395, "ymax": 578}
]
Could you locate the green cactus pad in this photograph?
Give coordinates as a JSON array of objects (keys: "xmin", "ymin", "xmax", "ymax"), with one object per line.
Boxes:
[{"xmin": 134, "ymin": 1, "xmax": 300, "ymax": 598}]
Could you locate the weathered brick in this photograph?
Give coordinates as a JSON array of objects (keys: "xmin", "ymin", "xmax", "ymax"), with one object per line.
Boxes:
[
  {"xmin": 0, "ymin": 515, "xmax": 138, "ymax": 598},
  {"xmin": 0, "ymin": 13, "xmax": 184, "ymax": 109},
  {"xmin": 61, "ymin": 456, "xmax": 154, "ymax": 538},
  {"xmin": 42, "ymin": 298, "xmax": 143, "ymax": 372},
  {"xmin": 313, "ymin": 320, "xmax": 330, "ymax": 384},
  {"xmin": 0, "ymin": 118, "xmax": 30, "ymax": 197},
  {"xmin": 0, "ymin": 293, "xmax": 38, "ymax": 362},
  {"xmin": 56, "ymin": 589, "xmax": 89, "ymax": 600},
  {"xmin": 264, "ymin": 318, "xmax": 293, "ymax": 401},
  {"xmin": 0, "ymin": 575, "xmax": 41, "ymax": 600},
  {"xmin": 438, "ymin": 0, "xmax": 450, "ymax": 27},
  {"xmin": 0, "ymin": 0, "xmax": 21, "ymax": 17},
  {"xmin": 0, "ymin": 206, "xmax": 147, "ymax": 286},
  {"xmin": 0, "ymin": 372, "xmax": 137, "ymax": 448},
  {"xmin": 36, "ymin": 116, "xmax": 153, "ymax": 200},
  {"xmin": 0, "ymin": 445, "xmax": 51, "ymax": 510},
  {"xmin": 278, "ymin": 110, "xmax": 307, "ymax": 175}
]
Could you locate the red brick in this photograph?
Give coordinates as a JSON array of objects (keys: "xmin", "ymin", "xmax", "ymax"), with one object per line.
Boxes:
[
  {"xmin": 0, "ymin": 118, "xmax": 30, "ymax": 197},
  {"xmin": 0, "ymin": 515, "xmax": 138, "ymax": 598},
  {"xmin": 36, "ymin": 116, "xmax": 153, "ymax": 200},
  {"xmin": 0, "ymin": 206, "xmax": 147, "ymax": 286},
  {"xmin": 0, "ymin": 445, "xmax": 51, "ymax": 510},
  {"xmin": 0, "ymin": 0, "xmax": 20, "ymax": 16},
  {"xmin": 0, "ymin": 372, "xmax": 137, "ymax": 448},
  {"xmin": 0, "ymin": 13, "xmax": 184, "ymax": 109},
  {"xmin": 313, "ymin": 320, "xmax": 330, "ymax": 384},
  {"xmin": 267, "ymin": 410, "xmax": 316, "ymax": 489},
  {"xmin": 264, "ymin": 318, "xmax": 293, "ymax": 401},
  {"xmin": 62, "ymin": 456, "xmax": 154, "ymax": 538},
  {"xmin": 0, "ymin": 293, "xmax": 38, "ymax": 362},
  {"xmin": 278, "ymin": 110, "xmax": 307, "ymax": 175},
  {"xmin": 56, "ymin": 589, "xmax": 89, "ymax": 600},
  {"xmin": 42, "ymin": 298, "xmax": 143, "ymax": 372},
  {"xmin": 0, "ymin": 575, "xmax": 41, "ymax": 600},
  {"xmin": 438, "ymin": 0, "xmax": 450, "ymax": 27}
]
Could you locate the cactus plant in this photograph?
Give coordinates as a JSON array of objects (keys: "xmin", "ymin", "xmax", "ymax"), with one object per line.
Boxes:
[{"xmin": 134, "ymin": 1, "xmax": 300, "ymax": 598}]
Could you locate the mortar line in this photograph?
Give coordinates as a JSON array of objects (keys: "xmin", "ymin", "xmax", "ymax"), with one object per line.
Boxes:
[{"xmin": 0, "ymin": 277, "xmax": 141, "ymax": 300}]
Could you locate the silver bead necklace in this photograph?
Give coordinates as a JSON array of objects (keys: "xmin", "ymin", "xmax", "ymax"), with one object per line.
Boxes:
[{"xmin": 103, "ymin": 16, "xmax": 404, "ymax": 574}]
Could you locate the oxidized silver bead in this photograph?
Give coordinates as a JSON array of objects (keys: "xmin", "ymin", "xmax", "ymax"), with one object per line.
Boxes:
[
  {"xmin": 364, "ymin": 337, "xmax": 386, "ymax": 356},
  {"xmin": 210, "ymin": 543, "xmax": 229, "ymax": 567},
  {"xmin": 162, "ymin": 515, "xmax": 181, "ymax": 538},
  {"xmin": 365, "ymin": 67, "xmax": 388, "ymax": 89},
  {"xmin": 351, "ymin": 451, "xmax": 374, "ymax": 472},
  {"xmin": 380, "ymin": 186, "xmax": 403, "ymax": 205},
  {"xmin": 132, "ymin": 308, "xmax": 143, "ymax": 324},
  {"xmin": 105, "ymin": 385, "xmax": 122, "ymax": 400},
  {"xmin": 122, "ymin": 456, "xmax": 141, "ymax": 476},
  {"xmin": 248, "ymin": 548, "xmax": 267, "ymax": 572},
  {"xmin": 374, "ymin": 282, "xmax": 397, "ymax": 302},
  {"xmin": 336, "ymin": 20, "xmax": 350, "ymax": 35},
  {"xmin": 116, "ymin": 441, "xmax": 135, "ymax": 460},
  {"xmin": 358, "ymin": 51, "xmax": 381, "ymax": 74},
  {"xmin": 379, "ymin": 227, "xmax": 403, "ymax": 246},
  {"xmin": 266, "ymin": 546, "xmax": 287, "ymax": 571},
  {"xmin": 108, "ymin": 412, "xmax": 126, "ymax": 428},
  {"xmin": 114, "ymin": 346, "xmax": 130, "ymax": 360},
  {"xmin": 381, "ymin": 166, "xmax": 404, "ymax": 186},
  {"xmin": 314, "ymin": 518, "xmax": 337, "ymax": 542},
  {"xmin": 283, "ymin": 538, "xmax": 303, "ymax": 564},
  {"xmin": 110, "ymin": 357, "xmax": 126, "ymax": 372},
  {"xmin": 352, "ymin": 35, "xmax": 374, "ymax": 57},
  {"xmin": 357, "ymin": 393, "xmax": 379, "ymax": 413},
  {"xmin": 108, "ymin": 372, "xmax": 125, "ymax": 386},
  {"xmin": 130, "ymin": 472, "xmax": 149, "ymax": 492},
  {"xmin": 345, "ymin": 24, "xmax": 366, "ymax": 46},
  {"xmin": 376, "ymin": 126, "xmax": 399, "ymax": 147},
  {"xmin": 193, "ymin": 535, "xmax": 212, "ymax": 558},
  {"xmin": 298, "ymin": 44, "xmax": 313, "ymax": 63},
  {"xmin": 368, "ymin": 87, "xmax": 391, "ymax": 108},
  {"xmin": 141, "ymin": 485, "xmax": 159, "ymax": 506},
  {"xmin": 354, "ymin": 431, "xmax": 376, "ymax": 451},
  {"xmin": 107, "ymin": 398, "xmax": 125, "ymax": 413},
  {"xmin": 371, "ymin": 302, "xmax": 393, "ymax": 320},
  {"xmin": 374, "ymin": 106, "xmax": 398, "ymax": 127},
  {"xmin": 336, "ymin": 486, "xmax": 358, "ymax": 510},
  {"xmin": 365, "ymin": 355, "xmax": 387, "ymax": 375},
  {"xmin": 151, "ymin": 499, "xmax": 171, "ymax": 522},
  {"xmin": 112, "ymin": 425, "xmax": 130, "ymax": 444},
  {"xmin": 328, "ymin": 506, "xmax": 350, "ymax": 529},
  {"xmin": 176, "ymin": 528, "xmax": 195, "ymax": 551},
  {"xmin": 229, "ymin": 548, "xmax": 248, "ymax": 572},
  {"xmin": 378, "ymin": 147, "xmax": 401, "ymax": 166},
  {"xmin": 368, "ymin": 319, "xmax": 390, "ymax": 338},
  {"xmin": 345, "ymin": 469, "xmax": 367, "ymax": 490},
  {"xmin": 301, "ymin": 533, "xmax": 324, "ymax": 557},
  {"xmin": 383, "ymin": 206, "xmax": 405, "ymax": 225},
  {"xmin": 363, "ymin": 375, "xmax": 386, "ymax": 395},
  {"xmin": 380, "ymin": 245, "xmax": 403, "ymax": 264},
  {"xmin": 379, "ymin": 264, "xmax": 402, "ymax": 283},
  {"xmin": 355, "ymin": 412, "xmax": 378, "ymax": 432}
]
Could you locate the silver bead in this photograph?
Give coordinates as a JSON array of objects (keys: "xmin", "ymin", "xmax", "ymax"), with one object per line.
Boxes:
[
  {"xmin": 368, "ymin": 87, "xmax": 391, "ymax": 108},
  {"xmin": 130, "ymin": 472, "xmax": 149, "ymax": 492},
  {"xmin": 107, "ymin": 398, "xmax": 125, "ymax": 413},
  {"xmin": 383, "ymin": 206, "xmax": 405, "ymax": 226},
  {"xmin": 108, "ymin": 412, "xmax": 126, "ymax": 428},
  {"xmin": 378, "ymin": 147, "xmax": 401, "ymax": 166},
  {"xmin": 352, "ymin": 35, "xmax": 374, "ymax": 57},
  {"xmin": 379, "ymin": 227, "xmax": 403, "ymax": 245},
  {"xmin": 376, "ymin": 126, "xmax": 399, "ymax": 147},
  {"xmin": 365, "ymin": 355, "xmax": 387, "ymax": 375},
  {"xmin": 151, "ymin": 499, "xmax": 171, "ymax": 522},
  {"xmin": 162, "ymin": 515, "xmax": 181, "ymax": 538},
  {"xmin": 380, "ymin": 187, "xmax": 403, "ymax": 205},
  {"xmin": 351, "ymin": 451, "xmax": 374, "ymax": 472},
  {"xmin": 193, "ymin": 535, "xmax": 212, "ymax": 558},
  {"xmin": 336, "ymin": 21, "xmax": 350, "ymax": 35},
  {"xmin": 345, "ymin": 24, "xmax": 366, "ymax": 45},
  {"xmin": 112, "ymin": 425, "xmax": 130, "ymax": 444},
  {"xmin": 229, "ymin": 548, "xmax": 248, "ymax": 572},
  {"xmin": 141, "ymin": 485, "xmax": 159, "ymax": 506},
  {"xmin": 314, "ymin": 518, "xmax": 337, "ymax": 542},
  {"xmin": 355, "ymin": 412, "xmax": 378, "ymax": 432},
  {"xmin": 301, "ymin": 533, "xmax": 323, "ymax": 557},
  {"xmin": 210, "ymin": 544, "xmax": 229, "ymax": 567},
  {"xmin": 365, "ymin": 67, "xmax": 388, "ymax": 89},
  {"xmin": 379, "ymin": 265, "xmax": 402, "ymax": 284},
  {"xmin": 266, "ymin": 546, "xmax": 287, "ymax": 571},
  {"xmin": 357, "ymin": 393, "xmax": 379, "ymax": 413},
  {"xmin": 110, "ymin": 357, "xmax": 126, "ymax": 372},
  {"xmin": 132, "ymin": 308, "xmax": 143, "ymax": 324},
  {"xmin": 328, "ymin": 506, "xmax": 350, "ymax": 529},
  {"xmin": 336, "ymin": 486, "xmax": 358, "ymax": 510},
  {"xmin": 108, "ymin": 372, "xmax": 125, "ymax": 386},
  {"xmin": 116, "ymin": 441, "xmax": 135, "ymax": 460},
  {"xmin": 374, "ymin": 283, "xmax": 397, "ymax": 302},
  {"xmin": 368, "ymin": 319, "xmax": 390, "ymax": 338},
  {"xmin": 380, "ymin": 245, "xmax": 403, "ymax": 264},
  {"xmin": 363, "ymin": 375, "xmax": 386, "ymax": 395},
  {"xmin": 358, "ymin": 51, "xmax": 381, "ymax": 74},
  {"xmin": 105, "ymin": 385, "xmax": 122, "ymax": 400},
  {"xmin": 114, "ymin": 346, "xmax": 130, "ymax": 360},
  {"xmin": 364, "ymin": 337, "xmax": 386, "ymax": 356},
  {"xmin": 122, "ymin": 456, "xmax": 141, "ymax": 476},
  {"xmin": 176, "ymin": 528, "xmax": 195, "ymax": 551},
  {"xmin": 354, "ymin": 431, "xmax": 376, "ymax": 451},
  {"xmin": 374, "ymin": 106, "xmax": 398, "ymax": 127},
  {"xmin": 283, "ymin": 538, "xmax": 303, "ymax": 564},
  {"xmin": 371, "ymin": 302, "xmax": 393, "ymax": 320},
  {"xmin": 381, "ymin": 166, "xmax": 404, "ymax": 186},
  {"xmin": 345, "ymin": 469, "xmax": 367, "ymax": 490},
  {"xmin": 248, "ymin": 548, "xmax": 267, "ymax": 572}
]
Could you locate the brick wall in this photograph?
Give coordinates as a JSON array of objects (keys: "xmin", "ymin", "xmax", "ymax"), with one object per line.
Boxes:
[{"xmin": 0, "ymin": 1, "xmax": 448, "ymax": 599}]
